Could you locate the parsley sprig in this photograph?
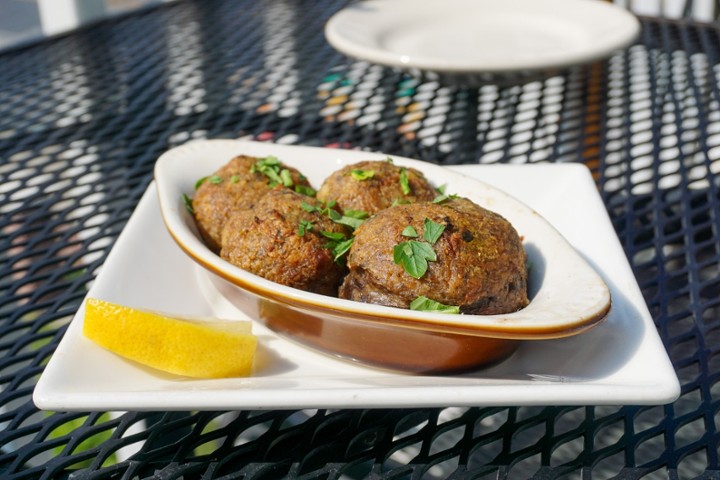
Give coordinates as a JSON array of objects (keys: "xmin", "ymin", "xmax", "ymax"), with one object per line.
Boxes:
[
  {"xmin": 300, "ymin": 200, "xmax": 369, "ymax": 263},
  {"xmin": 298, "ymin": 219, "xmax": 314, "ymax": 236},
  {"xmin": 432, "ymin": 184, "xmax": 459, "ymax": 204},
  {"xmin": 301, "ymin": 201, "xmax": 369, "ymax": 230},
  {"xmin": 251, "ymin": 156, "xmax": 317, "ymax": 196},
  {"xmin": 182, "ymin": 194, "xmax": 194, "ymax": 214},
  {"xmin": 321, "ymin": 231, "xmax": 354, "ymax": 262},
  {"xmin": 350, "ymin": 169, "xmax": 374, "ymax": 180},
  {"xmin": 410, "ymin": 296, "xmax": 460, "ymax": 314},
  {"xmin": 399, "ymin": 168, "xmax": 411, "ymax": 195},
  {"xmin": 251, "ymin": 156, "xmax": 294, "ymax": 188},
  {"xmin": 393, "ymin": 218, "xmax": 446, "ymax": 279}
]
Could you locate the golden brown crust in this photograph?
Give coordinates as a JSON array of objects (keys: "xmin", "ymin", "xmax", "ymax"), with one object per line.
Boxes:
[
  {"xmin": 192, "ymin": 155, "xmax": 311, "ymax": 251},
  {"xmin": 316, "ymin": 160, "xmax": 436, "ymax": 215},
  {"xmin": 340, "ymin": 198, "xmax": 529, "ymax": 314},
  {"xmin": 220, "ymin": 189, "xmax": 347, "ymax": 296}
]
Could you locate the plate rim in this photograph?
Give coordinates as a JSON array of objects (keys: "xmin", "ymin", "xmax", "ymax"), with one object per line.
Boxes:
[
  {"xmin": 33, "ymin": 162, "xmax": 681, "ymax": 411},
  {"xmin": 324, "ymin": 0, "xmax": 641, "ymax": 74}
]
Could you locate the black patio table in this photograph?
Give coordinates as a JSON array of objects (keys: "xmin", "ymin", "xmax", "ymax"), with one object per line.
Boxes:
[{"xmin": 1, "ymin": 0, "xmax": 719, "ymax": 478}]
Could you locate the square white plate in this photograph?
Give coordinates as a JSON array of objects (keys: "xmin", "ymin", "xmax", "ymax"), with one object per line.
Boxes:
[{"xmin": 34, "ymin": 163, "xmax": 680, "ymax": 411}]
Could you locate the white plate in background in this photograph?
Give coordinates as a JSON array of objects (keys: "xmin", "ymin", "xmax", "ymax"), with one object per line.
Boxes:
[{"xmin": 325, "ymin": 0, "xmax": 640, "ymax": 80}]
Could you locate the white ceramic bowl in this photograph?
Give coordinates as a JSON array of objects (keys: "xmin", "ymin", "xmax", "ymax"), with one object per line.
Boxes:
[{"xmin": 154, "ymin": 140, "xmax": 611, "ymax": 373}]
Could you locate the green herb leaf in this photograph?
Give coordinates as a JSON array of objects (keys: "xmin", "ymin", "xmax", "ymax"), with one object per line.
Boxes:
[
  {"xmin": 401, "ymin": 226, "xmax": 418, "ymax": 237},
  {"xmin": 298, "ymin": 219, "xmax": 314, "ymax": 236},
  {"xmin": 331, "ymin": 237, "xmax": 354, "ymax": 261},
  {"xmin": 251, "ymin": 156, "xmax": 287, "ymax": 186},
  {"xmin": 391, "ymin": 198, "xmax": 411, "ymax": 206},
  {"xmin": 326, "ymin": 208, "xmax": 342, "ymax": 222},
  {"xmin": 301, "ymin": 201, "xmax": 318, "ymax": 213},
  {"xmin": 410, "ymin": 296, "xmax": 460, "ymax": 314},
  {"xmin": 230, "ymin": 175, "xmax": 239, "ymax": 183},
  {"xmin": 393, "ymin": 240, "xmax": 436, "ymax": 279},
  {"xmin": 432, "ymin": 184, "xmax": 459, "ymax": 204},
  {"xmin": 302, "ymin": 201, "xmax": 366, "ymax": 231},
  {"xmin": 209, "ymin": 175, "xmax": 223, "ymax": 185},
  {"xmin": 350, "ymin": 169, "xmax": 375, "ymax": 180},
  {"xmin": 195, "ymin": 176, "xmax": 208, "ymax": 189},
  {"xmin": 280, "ymin": 169, "xmax": 294, "ymax": 187},
  {"xmin": 423, "ymin": 218, "xmax": 445, "ymax": 244},
  {"xmin": 336, "ymin": 215, "xmax": 365, "ymax": 230},
  {"xmin": 399, "ymin": 168, "xmax": 411, "ymax": 195},
  {"xmin": 334, "ymin": 209, "xmax": 369, "ymax": 230},
  {"xmin": 182, "ymin": 194, "xmax": 194, "ymax": 214},
  {"xmin": 344, "ymin": 209, "xmax": 369, "ymax": 220},
  {"xmin": 295, "ymin": 184, "xmax": 317, "ymax": 196},
  {"xmin": 322, "ymin": 231, "xmax": 354, "ymax": 263},
  {"xmin": 321, "ymin": 231, "xmax": 346, "ymax": 241}
]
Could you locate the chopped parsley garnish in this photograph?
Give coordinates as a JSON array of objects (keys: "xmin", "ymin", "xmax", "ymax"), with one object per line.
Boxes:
[
  {"xmin": 209, "ymin": 175, "xmax": 223, "ymax": 185},
  {"xmin": 410, "ymin": 296, "xmax": 460, "ymax": 314},
  {"xmin": 350, "ymin": 169, "xmax": 375, "ymax": 180},
  {"xmin": 321, "ymin": 231, "xmax": 354, "ymax": 263},
  {"xmin": 423, "ymin": 218, "xmax": 445, "ymax": 244},
  {"xmin": 302, "ymin": 200, "xmax": 368, "ymax": 231},
  {"xmin": 251, "ymin": 156, "xmax": 294, "ymax": 188},
  {"xmin": 391, "ymin": 198, "xmax": 411, "ymax": 206},
  {"xmin": 393, "ymin": 218, "xmax": 445, "ymax": 279},
  {"xmin": 399, "ymin": 168, "xmax": 411, "ymax": 195},
  {"xmin": 295, "ymin": 184, "xmax": 317, "ymax": 196},
  {"xmin": 401, "ymin": 226, "xmax": 418, "ymax": 237},
  {"xmin": 432, "ymin": 184, "xmax": 459, "ymax": 204},
  {"xmin": 299, "ymin": 200, "xmax": 363, "ymax": 263},
  {"xmin": 298, "ymin": 219, "xmax": 314, "ymax": 236},
  {"xmin": 280, "ymin": 169, "xmax": 294, "ymax": 187},
  {"xmin": 195, "ymin": 176, "xmax": 208, "ymax": 189},
  {"xmin": 182, "ymin": 194, "xmax": 194, "ymax": 214},
  {"xmin": 230, "ymin": 175, "xmax": 239, "ymax": 183},
  {"xmin": 321, "ymin": 231, "xmax": 345, "ymax": 241},
  {"xmin": 301, "ymin": 200, "xmax": 317, "ymax": 213},
  {"xmin": 329, "ymin": 208, "xmax": 368, "ymax": 229},
  {"xmin": 393, "ymin": 240, "xmax": 436, "ymax": 279}
]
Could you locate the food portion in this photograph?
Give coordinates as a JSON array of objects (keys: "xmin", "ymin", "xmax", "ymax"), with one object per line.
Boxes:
[
  {"xmin": 316, "ymin": 160, "xmax": 437, "ymax": 214},
  {"xmin": 83, "ymin": 298, "xmax": 257, "ymax": 378},
  {"xmin": 340, "ymin": 199, "xmax": 529, "ymax": 314},
  {"xmin": 187, "ymin": 154, "xmax": 529, "ymax": 315},
  {"xmin": 192, "ymin": 155, "xmax": 313, "ymax": 251},
  {"xmin": 220, "ymin": 188, "xmax": 349, "ymax": 296}
]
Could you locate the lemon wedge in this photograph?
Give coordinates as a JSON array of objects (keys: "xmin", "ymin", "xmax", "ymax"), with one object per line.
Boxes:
[{"xmin": 83, "ymin": 298, "xmax": 257, "ymax": 378}]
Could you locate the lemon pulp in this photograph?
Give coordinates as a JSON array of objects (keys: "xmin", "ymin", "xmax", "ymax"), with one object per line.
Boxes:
[{"xmin": 83, "ymin": 298, "xmax": 257, "ymax": 378}]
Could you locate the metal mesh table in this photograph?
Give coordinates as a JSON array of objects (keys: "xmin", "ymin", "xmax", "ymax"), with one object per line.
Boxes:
[{"xmin": 1, "ymin": 0, "xmax": 719, "ymax": 478}]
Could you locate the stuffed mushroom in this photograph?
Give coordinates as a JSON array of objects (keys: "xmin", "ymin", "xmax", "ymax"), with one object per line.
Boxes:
[
  {"xmin": 340, "ymin": 198, "xmax": 529, "ymax": 314},
  {"xmin": 193, "ymin": 155, "xmax": 313, "ymax": 251},
  {"xmin": 220, "ymin": 188, "xmax": 348, "ymax": 296},
  {"xmin": 316, "ymin": 160, "xmax": 437, "ymax": 215}
]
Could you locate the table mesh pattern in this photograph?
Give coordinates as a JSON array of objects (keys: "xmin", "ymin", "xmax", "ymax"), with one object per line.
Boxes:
[{"xmin": 0, "ymin": 0, "xmax": 719, "ymax": 478}]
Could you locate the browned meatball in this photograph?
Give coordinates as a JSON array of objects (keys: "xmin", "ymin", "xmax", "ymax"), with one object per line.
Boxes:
[
  {"xmin": 316, "ymin": 160, "xmax": 437, "ymax": 215},
  {"xmin": 193, "ymin": 155, "xmax": 313, "ymax": 251},
  {"xmin": 220, "ymin": 189, "xmax": 348, "ymax": 296},
  {"xmin": 340, "ymin": 198, "xmax": 529, "ymax": 314}
]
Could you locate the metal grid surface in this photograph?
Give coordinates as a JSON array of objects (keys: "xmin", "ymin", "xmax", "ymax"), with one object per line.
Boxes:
[{"xmin": 0, "ymin": 0, "xmax": 719, "ymax": 478}]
